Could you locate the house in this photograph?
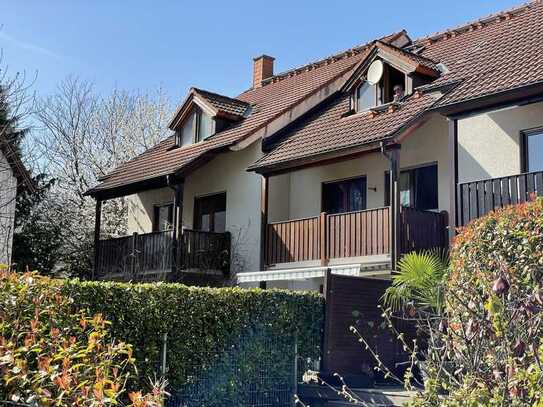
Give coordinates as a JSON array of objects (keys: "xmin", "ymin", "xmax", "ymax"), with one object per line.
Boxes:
[
  {"xmin": 85, "ymin": 1, "xmax": 543, "ymax": 288},
  {"xmin": 0, "ymin": 137, "xmax": 34, "ymax": 265}
]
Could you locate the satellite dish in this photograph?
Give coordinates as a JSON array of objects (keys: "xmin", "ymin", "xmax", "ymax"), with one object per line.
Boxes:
[{"xmin": 366, "ymin": 60, "xmax": 384, "ymax": 85}]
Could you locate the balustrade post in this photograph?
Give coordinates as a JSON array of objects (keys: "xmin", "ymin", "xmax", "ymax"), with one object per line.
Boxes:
[
  {"xmin": 130, "ymin": 232, "xmax": 138, "ymax": 277},
  {"xmin": 93, "ymin": 199, "xmax": 102, "ymax": 280},
  {"xmin": 320, "ymin": 212, "xmax": 328, "ymax": 266}
]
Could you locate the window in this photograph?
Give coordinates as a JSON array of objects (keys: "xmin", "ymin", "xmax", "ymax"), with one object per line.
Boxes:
[
  {"xmin": 322, "ymin": 176, "xmax": 367, "ymax": 214},
  {"xmin": 385, "ymin": 164, "xmax": 438, "ymax": 211},
  {"xmin": 176, "ymin": 106, "xmax": 214, "ymax": 147},
  {"xmin": 153, "ymin": 203, "xmax": 173, "ymax": 232},
  {"xmin": 194, "ymin": 193, "xmax": 226, "ymax": 233},
  {"xmin": 523, "ymin": 128, "xmax": 543, "ymax": 172},
  {"xmin": 356, "ymin": 82, "xmax": 377, "ymax": 111}
]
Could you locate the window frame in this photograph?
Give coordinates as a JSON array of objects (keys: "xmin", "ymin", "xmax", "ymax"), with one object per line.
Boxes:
[
  {"xmin": 193, "ymin": 192, "xmax": 227, "ymax": 233},
  {"xmin": 153, "ymin": 202, "xmax": 174, "ymax": 232},
  {"xmin": 176, "ymin": 106, "xmax": 215, "ymax": 147},
  {"xmin": 321, "ymin": 175, "xmax": 367, "ymax": 214},
  {"xmin": 521, "ymin": 127, "xmax": 543, "ymax": 173}
]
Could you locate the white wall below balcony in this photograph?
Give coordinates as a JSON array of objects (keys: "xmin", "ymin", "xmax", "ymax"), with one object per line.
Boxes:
[
  {"xmin": 457, "ymin": 101, "xmax": 543, "ymax": 183},
  {"xmin": 268, "ymin": 114, "xmax": 450, "ymax": 222}
]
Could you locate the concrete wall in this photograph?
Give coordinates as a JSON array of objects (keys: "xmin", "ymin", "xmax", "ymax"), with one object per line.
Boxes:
[
  {"xmin": 0, "ymin": 151, "xmax": 17, "ymax": 265},
  {"xmin": 268, "ymin": 114, "xmax": 450, "ymax": 222},
  {"xmin": 457, "ymin": 101, "xmax": 543, "ymax": 183},
  {"xmin": 127, "ymin": 141, "xmax": 263, "ymax": 274}
]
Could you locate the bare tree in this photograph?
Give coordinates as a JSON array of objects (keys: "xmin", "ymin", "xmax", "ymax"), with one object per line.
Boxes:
[{"xmin": 31, "ymin": 77, "xmax": 173, "ymax": 277}]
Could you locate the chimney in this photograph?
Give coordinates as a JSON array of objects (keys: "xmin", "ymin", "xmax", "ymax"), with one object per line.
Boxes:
[{"xmin": 252, "ymin": 55, "xmax": 275, "ymax": 88}]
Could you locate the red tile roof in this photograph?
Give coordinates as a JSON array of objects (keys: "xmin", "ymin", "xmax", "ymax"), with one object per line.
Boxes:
[
  {"xmin": 415, "ymin": 0, "xmax": 543, "ymax": 107},
  {"xmin": 192, "ymin": 88, "xmax": 250, "ymax": 119},
  {"xmin": 87, "ymin": 33, "xmax": 404, "ymax": 197},
  {"xmin": 250, "ymin": 1, "xmax": 543, "ymax": 171},
  {"xmin": 249, "ymin": 92, "xmax": 439, "ymax": 171}
]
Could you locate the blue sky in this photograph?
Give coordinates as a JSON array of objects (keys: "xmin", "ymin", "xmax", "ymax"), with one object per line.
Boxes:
[{"xmin": 1, "ymin": 1, "xmax": 522, "ymax": 103}]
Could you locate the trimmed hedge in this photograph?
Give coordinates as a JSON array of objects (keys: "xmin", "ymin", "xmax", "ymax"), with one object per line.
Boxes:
[{"xmin": 60, "ymin": 280, "xmax": 324, "ymax": 390}]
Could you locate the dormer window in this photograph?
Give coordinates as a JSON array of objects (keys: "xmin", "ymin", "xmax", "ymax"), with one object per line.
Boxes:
[{"xmin": 176, "ymin": 106, "xmax": 213, "ymax": 147}]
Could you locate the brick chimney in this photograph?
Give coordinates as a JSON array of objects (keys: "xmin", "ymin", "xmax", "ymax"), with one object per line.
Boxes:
[{"xmin": 252, "ymin": 55, "xmax": 275, "ymax": 88}]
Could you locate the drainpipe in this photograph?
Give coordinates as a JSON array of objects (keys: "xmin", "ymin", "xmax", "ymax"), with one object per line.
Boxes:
[{"xmin": 381, "ymin": 141, "xmax": 400, "ymax": 271}]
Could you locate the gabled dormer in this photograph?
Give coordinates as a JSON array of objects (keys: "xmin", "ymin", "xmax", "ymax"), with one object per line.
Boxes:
[
  {"xmin": 169, "ymin": 88, "xmax": 251, "ymax": 148},
  {"xmin": 343, "ymin": 41, "xmax": 441, "ymax": 114}
]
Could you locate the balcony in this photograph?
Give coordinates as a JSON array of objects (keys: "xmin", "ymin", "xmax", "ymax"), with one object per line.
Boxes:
[
  {"xmin": 95, "ymin": 229, "xmax": 231, "ymax": 281},
  {"xmin": 457, "ymin": 170, "xmax": 543, "ymax": 227},
  {"xmin": 264, "ymin": 206, "xmax": 448, "ymax": 267}
]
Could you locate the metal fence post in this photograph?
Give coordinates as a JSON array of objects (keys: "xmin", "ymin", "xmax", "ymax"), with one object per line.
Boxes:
[
  {"xmin": 161, "ymin": 332, "xmax": 168, "ymax": 377},
  {"xmin": 293, "ymin": 332, "xmax": 298, "ymax": 407}
]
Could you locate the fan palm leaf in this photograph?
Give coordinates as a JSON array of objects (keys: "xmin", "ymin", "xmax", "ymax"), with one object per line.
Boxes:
[{"xmin": 382, "ymin": 249, "xmax": 449, "ymax": 313}]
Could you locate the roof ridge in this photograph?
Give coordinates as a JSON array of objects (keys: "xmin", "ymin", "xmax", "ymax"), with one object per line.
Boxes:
[
  {"xmin": 375, "ymin": 40, "xmax": 440, "ymax": 65},
  {"xmin": 411, "ymin": 1, "xmax": 537, "ymax": 47},
  {"xmin": 192, "ymin": 87, "xmax": 249, "ymax": 105},
  {"xmin": 258, "ymin": 30, "xmax": 407, "ymax": 87}
]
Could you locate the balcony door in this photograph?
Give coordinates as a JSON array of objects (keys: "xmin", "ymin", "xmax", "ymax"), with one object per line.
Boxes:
[
  {"xmin": 523, "ymin": 128, "xmax": 543, "ymax": 172},
  {"xmin": 194, "ymin": 192, "xmax": 226, "ymax": 233},
  {"xmin": 385, "ymin": 163, "xmax": 438, "ymax": 211},
  {"xmin": 322, "ymin": 176, "xmax": 367, "ymax": 214}
]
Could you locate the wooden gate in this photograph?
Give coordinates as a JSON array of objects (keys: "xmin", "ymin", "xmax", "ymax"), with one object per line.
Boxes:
[{"xmin": 322, "ymin": 272, "xmax": 415, "ymax": 379}]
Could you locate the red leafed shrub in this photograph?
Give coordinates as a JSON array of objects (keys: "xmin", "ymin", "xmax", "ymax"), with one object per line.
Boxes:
[
  {"xmin": 410, "ymin": 199, "xmax": 543, "ymax": 405},
  {"xmin": 0, "ymin": 269, "xmax": 165, "ymax": 406}
]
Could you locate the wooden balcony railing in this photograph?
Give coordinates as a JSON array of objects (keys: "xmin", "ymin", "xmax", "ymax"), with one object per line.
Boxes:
[
  {"xmin": 180, "ymin": 229, "xmax": 231, "ymax": 273},
  {"xmin": 96, "ymin": 230, "xmax": 174, "ymax": 279},
  {"xmin": 400, "ymin": 207, "xmax": 448, "ymax": 254},
  {"xmin": 327, "ymin": 207, "xmax": 390, "ymax": 259},
  {"xmin": 266, "ymin": 206, "xmax": 448, "ymax": 266},
  {"xmin": 95, "ymin": 229, "xmax": 230, "ymax": 280},
  {"xmin": 457, "ymin": 170, "xmax": 543, "ymax": 226}
]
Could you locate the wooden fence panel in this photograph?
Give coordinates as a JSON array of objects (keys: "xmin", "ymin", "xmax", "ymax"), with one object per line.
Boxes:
[{"xmin": 322, "ymin": 273, "xmax": 417, "ymax": 378}]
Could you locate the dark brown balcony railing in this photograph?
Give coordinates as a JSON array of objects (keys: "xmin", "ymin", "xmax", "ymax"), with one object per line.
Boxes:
[
  {"xmin": 457, "ymin": 170, "xmax": 543, "ymax": 226},
  {"xmin": 265, "ymin": 206, "xmax": 447, "ymax": 266},
  {"xmin": 95, "ymin": 229, "xmax": 230, "ymax": 280}
]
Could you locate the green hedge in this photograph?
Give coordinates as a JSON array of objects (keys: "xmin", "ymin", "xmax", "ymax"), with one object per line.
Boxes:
[{"xmin": 60, "ymin": 280, "xmax": 324, "ymax": 390}]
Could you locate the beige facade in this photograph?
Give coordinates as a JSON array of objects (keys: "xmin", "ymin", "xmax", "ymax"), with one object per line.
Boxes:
[
  {"xmin": 269, "ymin": 114, "xmax": 451, "ymax": 222},
  {"xmin": 457, "ymin": 101, "xmax": 543, "ymax": 183},
  {"xmin": 127, "ymin": 141, "xmax": 264, "ymax": 274}
]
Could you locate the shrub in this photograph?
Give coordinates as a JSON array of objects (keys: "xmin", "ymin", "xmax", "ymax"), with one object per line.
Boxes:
[
  {"xmin": 0, "ymin": 270, "xmax": 165, "ymax": 406},
  {"xmin": 61, "ymin": 278, "xmax": 323, "ymax": 392},
  {"xmin": 410, "ymin": 199, "xmax": 543, "ymax": 405}
]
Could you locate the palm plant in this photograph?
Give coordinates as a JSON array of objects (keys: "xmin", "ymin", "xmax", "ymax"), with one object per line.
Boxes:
[{"xmin": 382, "ymin": 249, "xmax": 449, "ymax": 314}]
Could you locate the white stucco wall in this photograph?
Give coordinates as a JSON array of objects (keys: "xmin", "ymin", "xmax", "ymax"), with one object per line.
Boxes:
[
  {"xmin": 457, "ymin": 101, "xmax": 543, "ymax": 183},
  {"xmin": 0, "ymin": 151, "xmax": 17, "ymax": 265},
  {"xmin": 127, "ymin": 141, "xmax": 264, "ymax": 274},
  {"xmin": 268, "ymin": 114, "xmax": 450, "ymax": 222}
]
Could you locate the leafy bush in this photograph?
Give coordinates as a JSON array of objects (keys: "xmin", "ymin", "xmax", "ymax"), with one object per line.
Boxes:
[
  {"xmin": 61, "ymin": 277, "xmax": 323, "ymax": 392},
  {"xmin": 410, "ymin": 199, "xmax": 543, "ymax": 405},
  {"xmin": 0, "ymin": 270, "xmax": 165, "ymax": 406}
]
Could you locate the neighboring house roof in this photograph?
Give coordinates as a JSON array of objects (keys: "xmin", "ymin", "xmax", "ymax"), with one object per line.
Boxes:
[
  {"xmin": 250, "ymin": 1, "xmax": 543, "ymax": 173},
  {"xmin": 86, "ymin": 31, "xmax": 407, "ymax": 198}
]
